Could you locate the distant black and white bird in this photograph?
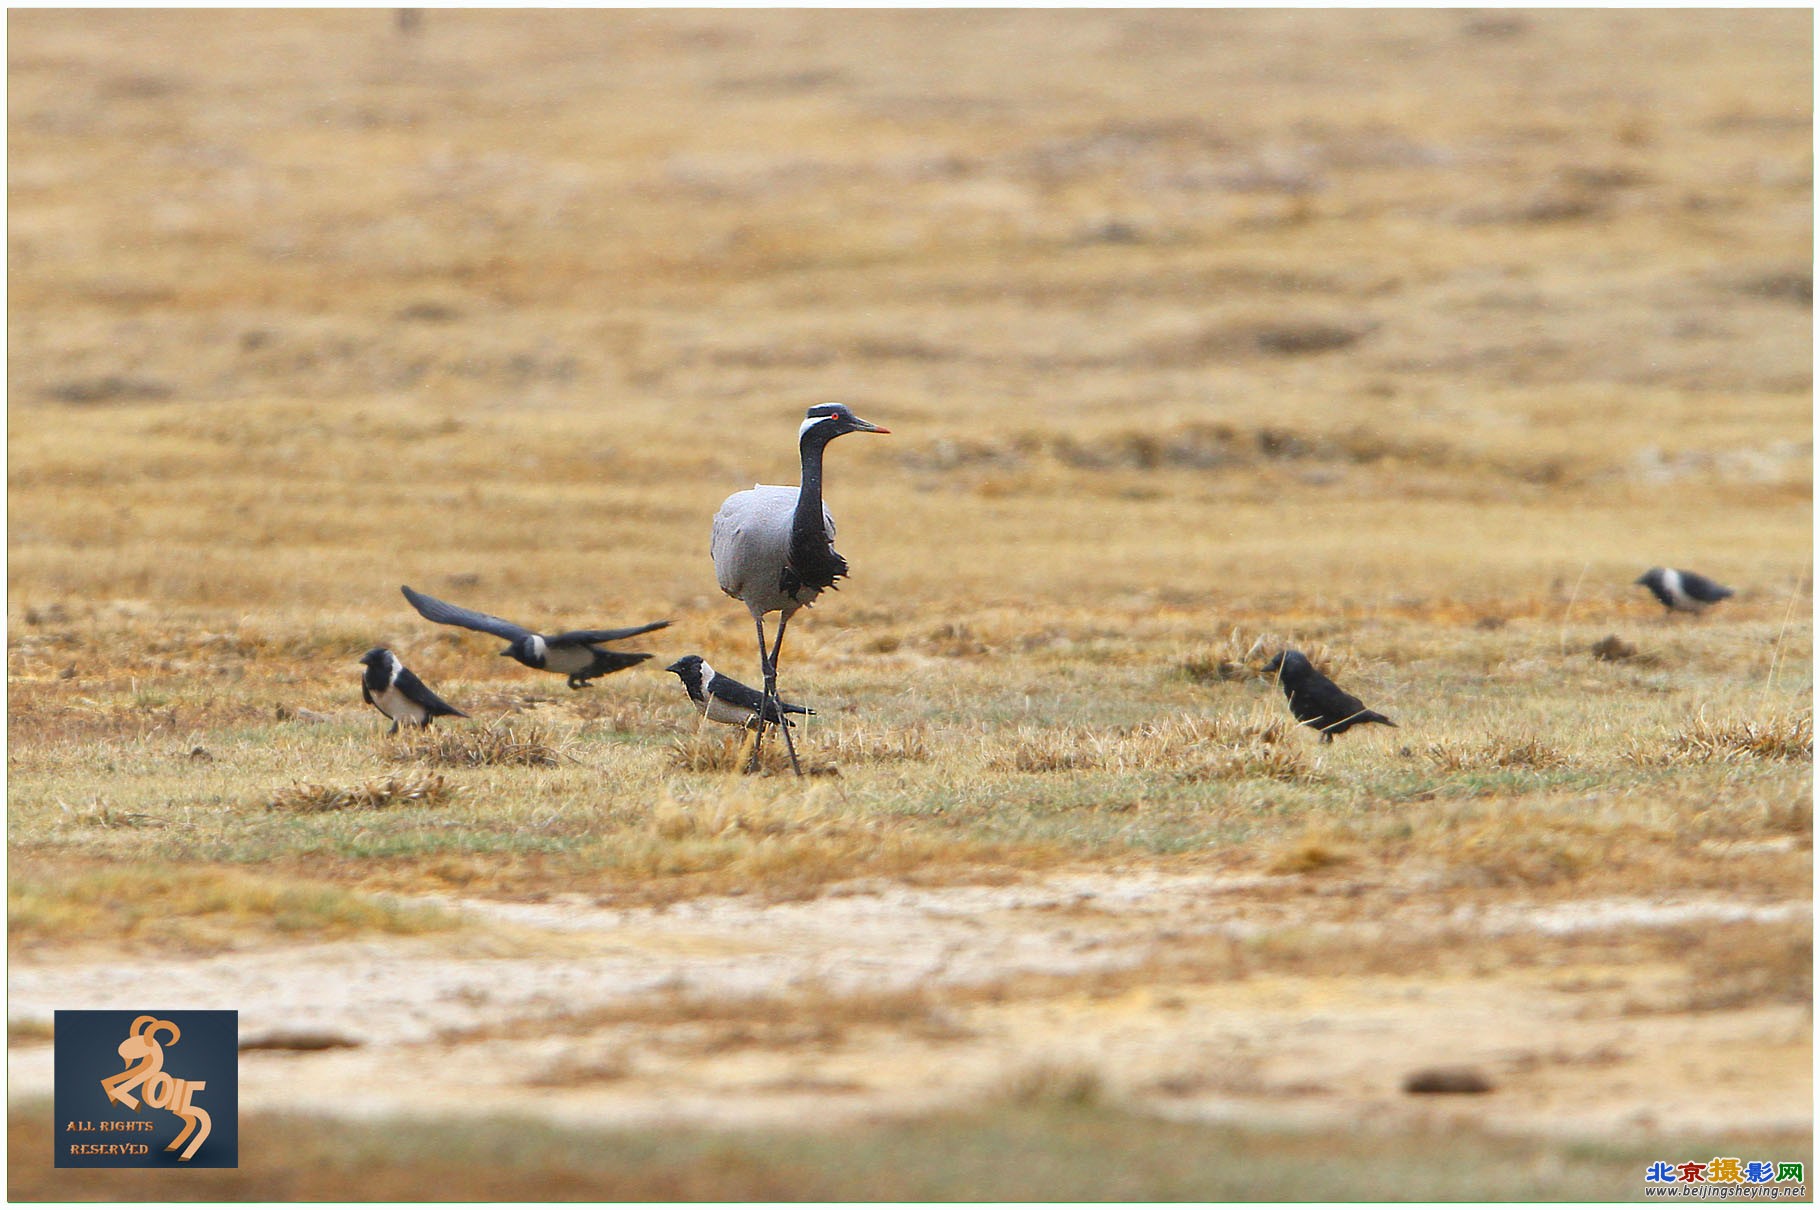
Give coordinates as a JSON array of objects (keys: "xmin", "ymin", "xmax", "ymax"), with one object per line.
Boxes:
[
  {"xmin": 1262, "ymin": 649, "xmax": 1396, "ymax": 743},
  {"xmin": 711, "ymin": 402, "xmax": 889, "ymax": 774},
  {"xmin": 1635, "ymin": 567, "xmax": 1735, "ymax": 614},
  {"xmin": 665, "ymin": 655, "xmax": 815, "ymax": 731},
  {"xmin": 358, "ymin": 647, "xmax": 467, "ymax": 734},
  {"xmin": 401, "ymin": 585, "xmax": 670, "ymax": 688}
]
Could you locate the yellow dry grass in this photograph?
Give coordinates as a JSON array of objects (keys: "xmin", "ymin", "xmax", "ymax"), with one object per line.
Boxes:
[
  {"xmin": 5, "ymin": 11, "xmax": 1812, "ymax": 1190},
  {"xmin": 8, "ymin": 4, "xmax": 1811, "ymax": 917}
]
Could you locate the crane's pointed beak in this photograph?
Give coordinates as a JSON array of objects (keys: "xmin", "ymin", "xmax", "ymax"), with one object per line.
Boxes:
[{"xmin": 854, "ymin": 417, "xmax": 890, "ymax": 434}]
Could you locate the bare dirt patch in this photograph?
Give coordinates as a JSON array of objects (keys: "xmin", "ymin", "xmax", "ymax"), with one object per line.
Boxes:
[{"xmin": 10, "ymin": 867, "xmax": 1807, "ymax": 1138}]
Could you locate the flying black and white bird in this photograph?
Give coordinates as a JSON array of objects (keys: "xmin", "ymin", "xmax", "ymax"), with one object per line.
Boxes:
[
  {"xmin": 665, "ymin": 655, "xmax": 815, "ymax": 731},
  {"xmin": 1635, "ymin": 567, "xmax": 1734, "ymax": 614},
  {"xmin": 358, "ymin": 647, "xmax": 467, "ymax": 734},
  {"xmin": 1262, "ymin": 649, "xmax": 1396, "ymax": 743},
  {"xmin": 711, "ymin": 402, "xmax": 889, "ymax": 774},
  {"xmin": 400, "ymin": 585, "xmax": 670, "ymax": 688}
]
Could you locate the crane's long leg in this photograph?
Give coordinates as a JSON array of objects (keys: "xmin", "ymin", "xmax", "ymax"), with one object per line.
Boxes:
[
  {"xmin": 749, "ymin": 615, "xmax": 773, "ymax": 774},
  {"xmin": 765, "ymin": 613, "xmax": 802, "ymax": 777}
]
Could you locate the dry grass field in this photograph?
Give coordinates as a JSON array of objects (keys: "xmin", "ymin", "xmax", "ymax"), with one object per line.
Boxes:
[{"xmin": 7, "ymin": 8, "xmax": 1812, "ymax": 1200}]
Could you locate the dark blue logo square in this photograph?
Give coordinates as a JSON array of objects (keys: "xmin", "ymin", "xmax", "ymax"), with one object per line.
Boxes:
[{"xmin": 53, "ymin": 1010, "xmax": 238, "ymax": 1168}]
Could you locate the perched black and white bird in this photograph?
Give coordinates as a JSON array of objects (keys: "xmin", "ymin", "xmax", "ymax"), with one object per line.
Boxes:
[
  {"xmin": 358, "ymin": 647, "xmax": 467, "ymax": 734},
  {"xmin": 1262, "ymin": 649, "xmax": 1396, "ymax": 743},
  {"xmin": 665, "ymin": 655, "xmax": 815, "ymax": 731},
  {"xmin": 1635, "ymin": 567, "xmax": 1734, "ymax": 614},
  {"xmin": 401, "ymin": 585, "xmax": 670, "ymax": 688},
  {"xmin": 711, "ymin": 402, "xmax": 888, "ymax": 774}
]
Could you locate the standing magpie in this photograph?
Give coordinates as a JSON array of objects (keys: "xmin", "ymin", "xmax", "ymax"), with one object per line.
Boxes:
[
  {"xmin": 1262, "ymin": 649, "xmax": 1396, "ymax": 743},
  {"xmin": 665, "ymin": 655, "xmax": 815, "ymax": 731},
  {"xmin": 711, "ymin": 402, "xmax": 888, "ymax": 773},
  {"xmin": 359, "ymin": 647, "xmax": 467, "ymax": 734},
  {"xmin": 401, "ymin": 585, "xmax": 670, "ymax": 688},
  {"xmin": 1635, "ymin": 567, "xmax": 1735, "ymax": 613}
]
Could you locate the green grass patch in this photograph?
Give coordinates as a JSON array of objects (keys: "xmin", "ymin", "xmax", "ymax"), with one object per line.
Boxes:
[{"xmin": 7, "ymin": 1098, "xmax": 1809, "ymax": 1201}]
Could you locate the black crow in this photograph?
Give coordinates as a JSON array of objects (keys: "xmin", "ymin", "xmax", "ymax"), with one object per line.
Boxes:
[
  {"xmin": 359, "ymin": 647, "xmax": 467, "ymax": 734},
  {"xmin": 1262, "ymin": 649, "xmax": 1395, "ymax": 743},
  {"xmin": 402, "ymin": 585, "xmax": 670, "ymax": 688},
  {"xmin": 666, "ymin": 655, "xmax": 815, "ymax": 731},
  {"xmin": 1635, "ymin": 567, "xmax": 1734, "ymax": 613}
]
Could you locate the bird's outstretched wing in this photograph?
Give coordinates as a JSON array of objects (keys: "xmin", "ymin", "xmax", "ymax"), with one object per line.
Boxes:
[
  {"xmin": 547, "ymin": 620, "xmax": 672, "ymax": 646},
  {"xmin": 402, "ymin": 585, "xmax": 534, "ymax": 642}
]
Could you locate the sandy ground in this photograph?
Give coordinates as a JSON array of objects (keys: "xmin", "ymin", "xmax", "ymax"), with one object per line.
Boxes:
[{"xmin": 10, "ymin": 868, "xmax": 1808, "ymax": 1138}]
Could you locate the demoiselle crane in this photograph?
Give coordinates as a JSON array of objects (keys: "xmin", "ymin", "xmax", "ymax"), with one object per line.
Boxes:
[{"xmin": 711, "ymin": 402, "xmax": 889, "ymax": 774}]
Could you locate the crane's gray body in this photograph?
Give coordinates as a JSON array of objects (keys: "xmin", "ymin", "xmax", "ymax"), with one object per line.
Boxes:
[{"xmin": 711, "ymin": 484, "xmax": 837, "ymax": 620}]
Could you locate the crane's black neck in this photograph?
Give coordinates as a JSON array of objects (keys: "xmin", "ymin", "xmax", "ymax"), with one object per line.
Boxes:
[
  {"xmin": 785, "ymin": 425, "xmax": 847, "ymax": 596},
  {"xmin": 793, "ymin": 426, "xmax": 832, "ymax": 532}
]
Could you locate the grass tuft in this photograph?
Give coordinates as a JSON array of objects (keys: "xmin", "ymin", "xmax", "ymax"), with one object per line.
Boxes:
[
  {"xmin": 1137, "ymin": 714, "xmax": 1310, "ymax": 782},
  {"xmin": 448, "ymin": 980, "xmax": 972, "ymax": 1050},
  {"xmin": 1177, "ymin": 651, "xmax": 1253, "ymax": 685},
  {"xmin": 1267, "ymin": 837, "xmax": 1355, "ymax": 875},
  {"xmin": 525, "ymin": 1049, "xmax": 634, "ymax": 1088},
  {"xmin": 1665, "ymin": 710, "xmax": 1814, "ymax": 763},
  {"xmin": 824, "ymin": 722, "xmax": 934, "ymax": 763},
  {"xmin": 1174, "ymin": 627, "xmax": 1288, "ymax": 685},
  {"xmin": 269, "ymin": 772, "xmax": 457, "ymax": 813},
  {"xmin": 1425, "ymin": 735, "xmax": 1567, "ymax": 772},
  {"xmin": 985, "ymin": 715, "xmax": 1312, "ymax": 780},
  {"xmin": 999, "ymin": 1064, "xmax": 1106, "ymax": 1108},
  {"xmin": 1589, "ymin": 634, "xmax": 1639, "ymax": 662},
  {"xmin": 668, "ymin": 731, "xmax": 836, "ymax": 776},
  {"xmin": 987, "ymin": 726, "xmax": 1108, "ymax": 773},
  {"xmin": 391, "ymin": 723, "xmax": 569, "ymax": 768}
]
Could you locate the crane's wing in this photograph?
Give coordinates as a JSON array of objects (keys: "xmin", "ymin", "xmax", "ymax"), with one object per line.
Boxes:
[
  {"xmin": 547, "ymin": 619, "xmax": 672, "ymax": 646},
  {"xmin": 712, "ymin": 485, "xmax": 822, "ymax": 607},
  {"xmin": 401, "ymin": 585, "xmax": 534, "ymax": 643}
]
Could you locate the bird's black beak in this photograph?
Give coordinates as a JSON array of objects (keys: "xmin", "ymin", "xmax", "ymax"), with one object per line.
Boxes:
[
  {"xmin": 664, "ymin": 659, "xmax": 687, "ymax": 673},
  {"xmin": 499, "ymin": 646, "xmax": 514, "ymax": 657}
]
